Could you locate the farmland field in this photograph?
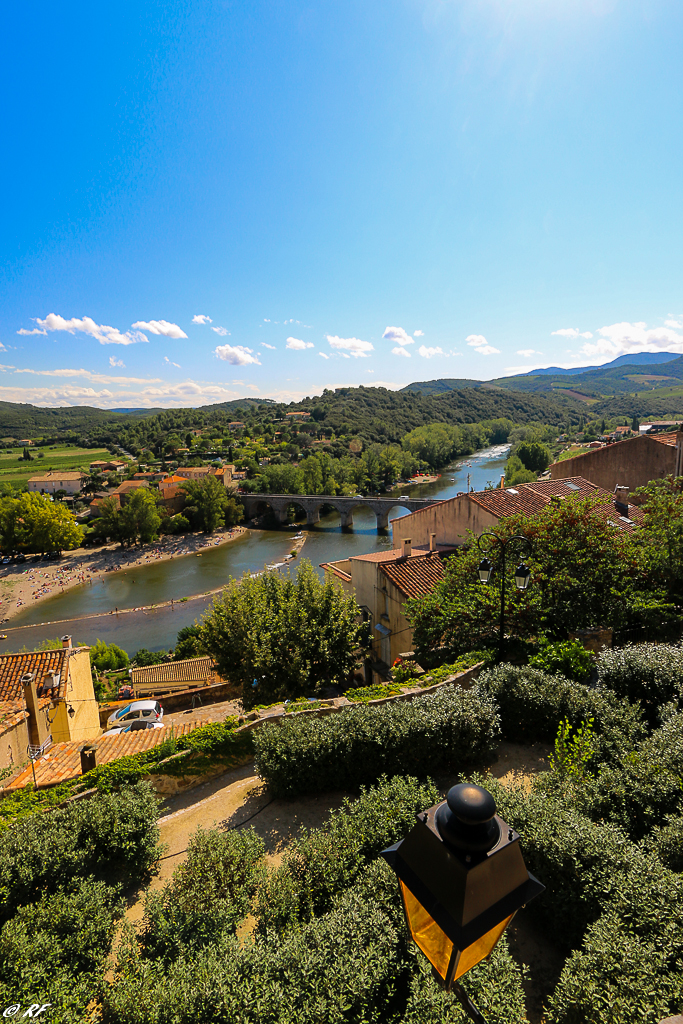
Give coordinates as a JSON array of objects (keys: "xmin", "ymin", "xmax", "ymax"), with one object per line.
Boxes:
[{"xmin": 0, "ymin": 446, "xmax": 113, "ymax": 490}]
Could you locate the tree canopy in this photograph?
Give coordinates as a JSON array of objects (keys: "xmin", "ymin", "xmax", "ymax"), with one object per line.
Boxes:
[
  {"xmin": 0, "ymin": 493, "xmax": 83, "ymax": 554},
  {"xmin": 199, "ymin": 559, "xmax": 368, "ymax": 709}
]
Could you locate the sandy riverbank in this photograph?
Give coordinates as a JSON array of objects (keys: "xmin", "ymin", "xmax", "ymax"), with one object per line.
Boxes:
[{"xmin": 0, "ymin": 527, "xmax": 253, "ymax": 625}]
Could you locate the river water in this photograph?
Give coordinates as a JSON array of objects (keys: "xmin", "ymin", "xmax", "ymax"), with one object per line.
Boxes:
[{"xmin": 0, "ymin": 445, "xmax": 509, "ymax": 654}]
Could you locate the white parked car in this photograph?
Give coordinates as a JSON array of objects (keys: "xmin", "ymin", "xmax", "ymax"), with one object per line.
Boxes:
[
  {"xmin": 106, "ymin": 700, "xmax": 163, "ymax": 730},
  {"xmin": 103, "ymin": 720, "xmax": 165, "ymax": 737}
]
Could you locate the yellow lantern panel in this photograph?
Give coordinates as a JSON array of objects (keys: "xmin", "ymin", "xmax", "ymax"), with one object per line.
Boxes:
[
  {"xmin": 453, "ymin": 913, "xmax": 513, "ymax": 981},
  {"xmin": 399, "ymin": 881, "xmax": 453, "ymax": 980}
]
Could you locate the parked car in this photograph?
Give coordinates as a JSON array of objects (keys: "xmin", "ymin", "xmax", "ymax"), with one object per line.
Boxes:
[
  {"xmin": 14, "ymin": 553, "xmax": 26, "ymax": 563},
  {"xmin": 106, "ymin": 700, "xmax": 163, "ymax": 729},
  {"xmin": 1, "ymin": 556, "xmax": 10, "ymax": 565},
  {"xmin": 102, "ymin": 720, "xmax": 165, "ymax": 737}
]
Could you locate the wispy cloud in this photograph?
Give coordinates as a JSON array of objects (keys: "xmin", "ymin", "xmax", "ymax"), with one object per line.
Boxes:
[
  {"xmin": 551, "ymin": 327, "xmax": 593, "ymax": 339},
  {"xmin": 131, "ymin": 319, "xmax": 187, "ymax": 339},
  {"xmin": 466, "ymin": 334, "xmax": 500, "ymax": 356},
  {"xmin": 164, "ymin": 356, "xmax": 181, "ymax": 368},
  {"xmin": 413, "ymin": 330, "xmax": 424, "ymax": 337},
  {"xmin": 260, "ymin": 342, "xmax": 276, "ymax": 350},
  {"xmin": 517, "ymin": 349, "xmax": 543, "ymax": 358},
  {"xmin": 211, "ymin": 326, "xmax": 231, "ymax": 336},
  {"xmin": 192, "ymin": 314, "xmax": 212, "ymax": 324},
  {"xmin": 319, "ymin": 352, "xmax": 329, "ymax": 359},
  {"xmin": 2, "ymin": 365, "xmax": 162, "ymax": 385},
  {"xmin": 214, "ymin": 344, "xmax": 261, "ymax": 366},
  {"xmin": 109, "ymin": 356, "xmax": 125, "ymax": 368},
  {"xmin": 17, "ymin": 327, "xmax": 46, "ymax": 336},
  {"xmin": 326, "ymin": 335, "xmax": 373, "ymax": 358},
  {"xmin": 382, "ymin": 326, "xmax": 414, "ymax": 346},
  {"xmin": 580, "ymin": 321, "xmax": 683, "ymax": 360},
  {"xmin": 418, "ymin": 345, "xmax": 444, "ymax": 358},
  {"xmin": 392, "ymin": 346, "xmax": 412, "ymax": 357},
  {"xmin": 32, "ymin": 314, "xmax": 148, "ymax": 346},
  {"xmin": 286, "ymin": 337, "xmax": 314, "ymax": 350}
]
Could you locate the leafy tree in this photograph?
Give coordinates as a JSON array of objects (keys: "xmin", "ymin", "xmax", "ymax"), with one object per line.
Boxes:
[
  {"xmin": 0, "ymin": 493, "xmax": 82, "ymax": 554},
  {"xmin": 406, "ymin": 496, "xmax": 641, "ymax": 663},
  {"xmin": 21, "ymin": 447, "xmax": 32, "ymax": 461},
  {"xmin": 636, "ymin": 475, "xmax": 683, "ymax": 602},
  {"xmin": 174, "ymin": 625, "xmax": 204, "ymax": 660},
  {"xmin": 199, "ymin": 559, "xmax": 368, "ymax": 709},
  {"xmin": 505, "ymin": 455, "xmax": 537, "ymax": 486},
  {"xmin": 132, "ymin": 648, "xmax": 168, "ymax": 666},
  {"xmin": 90, "ymin": 639, "xmax": 129, "ymax": 672},
  {"xmin": 515, "ymin": 441, "xmax": 551, "ymax": 473},
  {"xmin": 180, "ymin": 475, "xmax": 243, "ymax": 533},
  {"xmin": 92, "ymin": 496, "xmax": 125, "ymax": 545},
  {"xmin": 120, "ymin": 488, "xmax": 163, "ymax": 545}
]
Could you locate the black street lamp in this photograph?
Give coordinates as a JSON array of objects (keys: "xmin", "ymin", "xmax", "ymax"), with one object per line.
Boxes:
[
  {"xmin": 382, "ymin": 783, "xmax": 544, "ymax": 1024},
  {"xmin": 476, "ymin": 532, "xmax": 533, "ymax": 659}
]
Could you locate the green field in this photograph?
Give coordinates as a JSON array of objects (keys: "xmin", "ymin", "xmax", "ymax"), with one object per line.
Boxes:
[{"xmin": 0, "ymin": 446, "xmax": 111, "ymax": 490}]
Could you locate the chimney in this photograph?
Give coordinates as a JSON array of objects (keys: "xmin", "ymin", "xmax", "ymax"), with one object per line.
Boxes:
[
  {"xmin": 429, "ymin": 533, "xmax": 436, "ymax": 552},
  {"xmin": 614, "ymin": 485, "xmax": 630, "ymax": 515},
  {"xmin": 500, "ymin": 475, "xmax": 505, "ymax": 488},
  {"xmin": 80, "ymin": 743, "xmax": 98, "ymax": 775},
  {"xmin": 61, "ymin": 635, "xmax": 72, "ymax": 649},
  {"xmin": 403, "ymin": 537, "xmax": 412, "ymax": 559},
  {"xmin": 22, "ymin": 672, "xmax": 50, "ymax": 747}
]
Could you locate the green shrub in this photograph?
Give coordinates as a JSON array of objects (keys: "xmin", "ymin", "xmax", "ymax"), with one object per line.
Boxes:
[
  {"xmin": 254, "ymin": 687, "xmax": 501, "ymax": 798},
  {"xmin": 345, "ymin": 681, "xmax": 405, "ymax": 702},
  {"xmin": 528, "ymin": 638, "xmax": 592, "ymax": 682},
  {"xmin": 644, "ymin": 814, "xmax": 683, "ymax": 872},
  {"xmin": 597, "ymin": 642, "xmax": 683, "ymax": 726},
  {"xmin": 0, "ymin": 782, "xmax": 161, "ymax": 922},
  {"xmin": 254, "ymin": 774, "xmax": 439, "ymax": 934},
  {"xmin": 478, "ymin": 664, "xmax": 645, "ymax": 766},
  {"xmin": 0, "ymin": 880, "xmax": 123, "ymax": 1024},
  {"xmin": 132, "ymin": 648, "xmax": 168, "ymax": 666},
  {"xmin": 89, "ymin": 638, "xmax": 129, "ymax": 672},
  {"xmin": 140, "ymin": 826, "xmax": 265, "ymax": 963},
  {"xmin": 418, "ymin": 650, "xmax": 495, "ymax": 686}
]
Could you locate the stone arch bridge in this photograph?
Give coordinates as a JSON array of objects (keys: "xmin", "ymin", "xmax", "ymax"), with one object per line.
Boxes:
[{"xmin": 240, "ymin": 493, "xmax": 443, "ymax": 530}]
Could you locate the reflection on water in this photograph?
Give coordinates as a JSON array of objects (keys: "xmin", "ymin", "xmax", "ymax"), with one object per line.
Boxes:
[{"xmin": 0, "ymin": 445, "xmax": 509, "ymax": 653}]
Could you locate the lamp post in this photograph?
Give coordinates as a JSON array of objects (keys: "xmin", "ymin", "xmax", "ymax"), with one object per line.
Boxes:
[
  {"xmin": 476, "ymin": 532, "xmax": 532, "ymax": 659},
  {"xmin": 382, "ymin": 783, "xmax": 544, "ymax": 1024}
]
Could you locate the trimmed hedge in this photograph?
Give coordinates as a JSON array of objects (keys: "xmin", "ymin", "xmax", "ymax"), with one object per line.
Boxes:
[
  {"xmin": 597, "ymin": 642, "xmax": 683, "ymax": 726},
  {"xmin": 477, "ymin": 664, "xmax": 646, "ymax": 766},
  {"xmin": 254, "ymin": 686, "xmax": 501, "ymax": 798},
  {"xmin": 254, "ymin": 774, "xmax": 440, "ymax": 934},
  {"xmin": 0, "ymin": 782, "xmax": 161, "ymax": 922},
  {"xmin": 140, "ymin": 825, "xmax": 265, "ymax": 963}
]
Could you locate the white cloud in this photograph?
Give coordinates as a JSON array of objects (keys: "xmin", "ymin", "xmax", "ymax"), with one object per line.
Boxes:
[
  {"xmin": 665, "ymin": 317, "xmax": 683, "ymax": 329},
  {"xmin": 214, "ymin": 344, "xmax": 261, "ymax": 366},
  {"xmin": 319, "ymin": 352, "xmax": 329, "ymax": 359},
  {"xmin": 286, "ymin": 337, "xmax": 314, "ymax": 350},
  {"xmin": 211, "ymin": 326, "xmax": 231, "ymax": 337},
  {"xmin": 109, "ymin": 357, "xmax": 125, "ymax": 368},
  {"xmin": 579, "ymin": 321, "xmax": 683, "ymax": 360},
  {"xmin": 192, "ymin": 314, "xmax": 212, "ymax": 324},
  {"xmin": 326, "ymin": 335, "xmax": 374, "ymax": 357},
  {"xmin": 373, "ymin": 381, "xmax": 401, "ymax": 390},
  {"xmin": 418, "ymin": 345, "xmax": 444, "ymax": 358},
  {"xmin": 34, "ymin": 314, "xmax": 148, "ymax": 346},
  {"xmin": 551, "ymin": 327, "xmax": 593, "ymax": 339},
  {"xmin": 131, "ymin": 319, "xmax": 188, "ymax": 339},
  {"xmin": 392, "ymin": 346, "xmax": 412, "ymax": 357},
  {"xmin": 2, "ymin": 365, "xmax": 162, "ymax": 385},
  {"xmin": 164, "ymin": 356, "xmax": 181, "ymax": 368},
  {"xmin": 263, "ymin": 318, "xmax": 271, "ymax": 322},
  {"xmin": 17, "ymin": 327, "xmax": 47, "ymax": 336},
  {"xmin": 413, "ymin": 330, "xmax": 424, "ymax": 337},
  {"xmin": 517, "ymin": 349, "xmax": 543, "ymax": 358},
  {"xmin": 260, "ymin": 342, "xmax": 276, "ymax": 350},
  {"xmin": 382, "ymin": 326, "xmax": 414, "ymax": 346},
  {"xmin": 466, "ymin": 334, "xmax": 500, "ymax": 356}
]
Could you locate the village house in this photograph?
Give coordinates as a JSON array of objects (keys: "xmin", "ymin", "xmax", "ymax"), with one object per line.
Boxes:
[
  {"xmin": 28, "ymin": 471, "xmax": 87, "ymax": 496},
  {"xmin": 322, "ymin": 540, "xmax": 458, "ymax": 677},
  {"xmin": 550, "ymin": 430, "xmax": 683, "ymax": 493},
  {"xmin": 0, "ymin": 637, "xmax": 100, "ymax": 771}
]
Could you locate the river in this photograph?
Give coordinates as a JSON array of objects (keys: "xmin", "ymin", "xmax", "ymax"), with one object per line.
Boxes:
[{"xmin": 0, "ymin": 444, "xmax": 509, "ymax": 654}]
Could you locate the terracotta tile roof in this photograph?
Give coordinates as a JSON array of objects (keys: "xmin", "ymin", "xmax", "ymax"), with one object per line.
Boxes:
[
  {"xmin": 525, "ymin": 478, "xmax": 600, "ymax": 500},
  {"xmin": 5, "ymin": 718, "xmax": 210, "ymax": 790},
  {"xmin": 131, "ymin": 657, "xmax": 214, "ymax": 686},
  {"xmin": 468, "ymin": 486, "xmax": 549, "ymax": 519},
  {"xmin": 379, "ymin": 551, "xmax": 454, "ymax": 599},
  {"xmin": 651, "ymin": 430, "xmax": 679, "ymax": 447},
  {"xmin": 28, "ymin": 472, "xmax": 86, "ymax": 483},
  {"xmin": 320, "ymin": 562, "xmax": 352, "ymax": 582},
  {"xmin": 0, "ymin": 649, "xmax": 70, "ymax": 713},
  {"xmin": 349, "ymin": 544, "xmax": 457, "ymax": 565},
  {"xmin": 114, "ymin": 480, "xmax": 149, "ymax": 493}
]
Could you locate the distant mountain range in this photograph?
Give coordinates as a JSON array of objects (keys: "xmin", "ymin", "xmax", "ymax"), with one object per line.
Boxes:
[{"xmin": 520, "ymin": 351, "xmax": 681, "ymax": 376}]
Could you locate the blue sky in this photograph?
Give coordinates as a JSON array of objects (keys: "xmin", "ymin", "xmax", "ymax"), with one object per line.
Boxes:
[{"xmin": 2, "ymin": 0, "xmax": 683, "ymax": 408}]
